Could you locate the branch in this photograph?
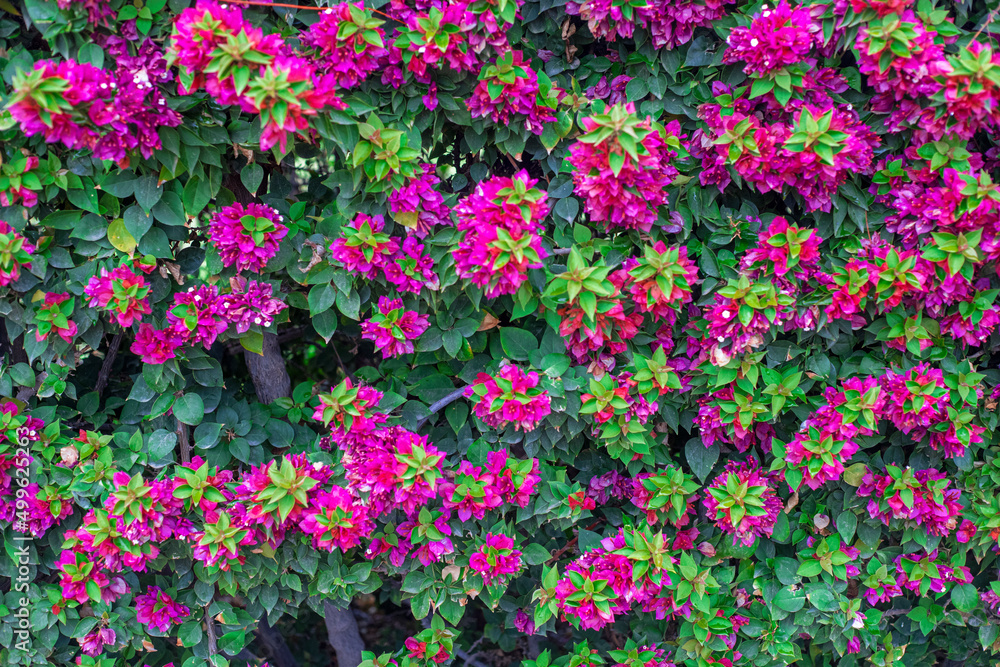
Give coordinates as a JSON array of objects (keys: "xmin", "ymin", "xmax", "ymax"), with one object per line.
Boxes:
[
  {"xmin": 244, "ymin": 332, "xmax": 292, "ymax": 405},
  {"xmin": 177, "ymin": 419, "xmax": 192, "ymax": 465},
  {"xmin": 205, "ymin": 607, "xmax": 219, "ymax": 656},
  {"xmin": 415, "ymin": 387, "xmax": 468, "ymax": 430},
  {"xmin": 323, "ymin": 600, "xmax": 366, "ymax": 667},
  {"xmin": 95, "ymin": 332, "xmax": 123, "ymax": 396},
  {"xmin": 256, "ymin": 614, "xmax": 299, "ymax": 667}
]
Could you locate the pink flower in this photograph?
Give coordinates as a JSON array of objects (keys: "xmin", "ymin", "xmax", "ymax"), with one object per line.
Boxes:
[
  {"xmin": 329, "ymin": 213, "xmax": 399, "ymax": 279},
  {"xmin": 387, "ymin": 163, "xmax": 451, "ymax": 237},
  {"xmin": 627, "ymin": 243, "xmax": 699, "ymax": 320},
  {"xmin": 858, "ymin": 466, "xmax": 963, "ymax": 537},
  {"xmin": 135, "ymin": 586, "xmax": 190, "ymax": 632},
  {"xmin": 384, "ymin": 237, "xmax": 439, "ymax": 294},
  {"xmin": 469, "ymin": 533, "xmax": 522, "ymax": 586},
  {"xmin": 568, "ymin": 103, "xmax": 683, "ymax": 232},
  {"xmin": 438, "ymin": 460, "xmax": 503, "ymax": 521},
  {"xmin": 210, "ymin": 202, "xmax": 288, "ymax": 273},
  {"xmin": 298, "ymin": 487, "xmax": 374, "ymax": 552},
  {"xmin": 486, "ymin": 450, "xmax": 540, "ymax": 508},
  {"xmin": 360, "ymin": 296, "xmax": 430, "ymax": 358},
  {"xmin": 452, "ymin": 170, "xmax": 548, "ymax": 297},
  {"xmin": 0, "ymin": 220, "xmax": 34, "ymax": 286},
  {"xmin": 466, "ymin": 363, "xmax": 551, "ymax": 431},
  {"xmin": 131, "ymin": 323, "xmax": 185, "ymax": 364},
  {"xmin": 78, "ymin": 627, "xmax": 116, "ymax": 656},
  {"xmin": 781, "ymin": 376, "xmax": 883, "ymax": 489},
  {"xmin": 301, "ymin": 3, "xmax": 388, "ymax": 89},
  {"xmin": 167, "ymin": 285, "xmax": 229, "ymax": 347},
  {"xmin": 217, "ymin": 277, "xmax": 289, "ymax": 333},
  {"xmin": 704, "ymin": 460, "xmax": 782, "ymax": 546},
  {"xmin": 740, "ymin": 217, "xmax": 822, "ymax": 279},
  {"xmin": 467, "ymin": 51, "xmax": 560, "ymax": 135},
  {"xmin": 723, "ymin": 1, "xmax": 816, "ymax": 77},
  {"xmin": 33, "ymin": 292, "xmax": 77, "ymax": 343},
  {"xmin": 85, "ymin": 264, "xmax": 152, "ymax": 328},
  {"xmin": 21, "ymin": 483, "xmax": 74, "ymax": 538}
]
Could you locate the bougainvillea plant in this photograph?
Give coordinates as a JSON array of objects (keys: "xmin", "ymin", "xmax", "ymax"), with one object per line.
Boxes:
[{"xmin": 2, "ymin": 0, "xmax": 1000, "ymax": 667}]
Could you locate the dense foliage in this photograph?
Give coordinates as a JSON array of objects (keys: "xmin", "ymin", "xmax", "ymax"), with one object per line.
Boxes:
[{"xmin": 3, "ymin": 0, "xmax": 1000, "ymax": 666}]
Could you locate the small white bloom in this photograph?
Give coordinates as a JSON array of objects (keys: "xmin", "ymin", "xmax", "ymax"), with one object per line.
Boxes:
[
  {"xmin": 722, "ymin": 310, "xmax": 731, "ymax": 318},
  {"xmin": 750, "ymin": 38, "xmax": 759, "ymax": 47}
]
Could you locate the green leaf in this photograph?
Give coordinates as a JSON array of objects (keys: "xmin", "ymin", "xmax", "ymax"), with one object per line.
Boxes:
[
  {"xmin": 952, "ymin": 583, "xmax": 979, "ymax": 612},
  {"xmin": 174, "ymin": 393, "xmax": 206, "ymax": 426},
  {"xmin": 836, "ymin": 511, "xmax": 857, "ymax": 542},
  {"xmin": 134, "ymin": 175, "xmax": 164, "ymax": 211},
  {"xmin": 796, "ymin": 560, "xmax": 823, "ymax": 578},
  {"xmin": 148, "ymin": 430, "xmax": 178, "ymax": 460},
  {"xmin": 499, "ymin": 327, "xmax": 538, "ymax": 361},
  {"xmin": 241, "ymin": 331, "xmax": 265, "ymax": 356},
  {"xmin": 308, "ymin": 283, "xmax": 336, "ymax": 316},
  {"xmin": 625, "ymin": 78, "xmax": 649, "ymax": 102},
  {"xmin": 773, "ymin": 587, "xmax": 806, "ymax": 613},
  {"xmin": 522, "ymin": 542, "xmax": 550, "ymax": 565},
  {"xmin": 178, "ymin": 620, "xmax": 203, "ymax": 647},
  {"xmin": 10, "ymin": 362, "xmax": 34, "ymax": 387},
  {"xmin": 685, "ymin": 438, "xmax": 719, "ymax": 482},
  {"xmin": 241, "ymin": 163, "xmax": 264, "ymax": 194}
]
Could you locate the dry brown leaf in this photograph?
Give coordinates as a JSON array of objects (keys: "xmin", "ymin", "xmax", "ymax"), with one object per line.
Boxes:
[
  {"xmin": 477, "ymin": 313, "xmax": 500, "ymax": 332},
  {"xmin": 784, "ymin": 491, "xmax": 799, "ymax": 513}
]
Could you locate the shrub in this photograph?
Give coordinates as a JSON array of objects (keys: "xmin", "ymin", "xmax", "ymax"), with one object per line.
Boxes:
[{"xmin": 1, "ymin": 0, "xmax": 999, "ymax": 667}]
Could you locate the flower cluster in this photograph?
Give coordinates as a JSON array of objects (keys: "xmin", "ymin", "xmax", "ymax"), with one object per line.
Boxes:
[
  {"xmin": 134, "ymin": 587, "xmax": 190, "ymax": 632},
  {"xmin": 555, "ymin": 527, "xmax": 678, "ymax": 631},
  {"xmin": 301, "ymin": 3, "xmax": 388, "ymax": 89},
  {"xmin": 893, "ymin": 549, "xmax": 972, "ymax": 596},
  {"xmin": 704, "ymin": 460, "xmax": 782, "ymax": 546},
  {"xmin": 698, "ymin": 96, "xmax": 879, "ymax": 212},
  {"xmin": 453, "ymin": 170, "xmax": 549, "ymax": 297},
  {"xmin": 388, "ymin": 164, "xmax": 451, "ymax": 237},
  {"xmin": 84, "ymin": 264, "xmax": 152, "ymax": 328},
  {"xmin": 130, "ymin": 281, "xmax": 287, "ymax": 363},
  {"xmin": 0, "ymin": 154, "xmax": 44, "ymax": 208},
  {"xmin": 629, "ymin": 467, "xmax": 699, "ymax": 526},
  {"xmin": 209, "ymin": 202, "xmax": 288, "ymax": 273},
  {"xmin": 779, "ymin": 376, "xmax": 883, "ymax": 490},
  {"xmin": 626, "ymin": 243, "xmax": 698, "ymax": 321},
  {"xmin": 469, "ymin": 532, "xmax": 523, "ymax": 585},
  {"xmin": 467, "ymin": 50, "xmax": 561, "ymax": 135},
  {"xmin": 466, "ymin": 363, "xmax": 552, "ymax": 431},
  {"xmin": 360, "ymin": 297, "xmax": 431, "ymax": 358},
  {"xmin": 168, "ymin": 0, "xmax": 346, "ymax": 150},
  {"xmin": 9, "ymin": 48, "xmax": 181, "ymax": 165},
  {"xmin": 858, "ymin": 466, "xmax": 964, "ymax": 536},
  {"xmin": 568, "ymin": 103, "xmax": 684, "ymax": 232},
  {"xmin": 723, "ymin": 1, "xmax": 816, "ymax": 78},
  {"xmin": 0, "ymin": 220, "xmax": 34, "ymax": 286},
  {"xmin": 740, "ymin": 217, "xmax": 822, "ymax": 280},
  {"xmin": 330, "ymin": 213, "xmax": 438, "ymax": 293},
  {"xmin": 32, "ymin": 292, "xmax": 77, "ymax": 343},
  {"xmin": 565, "ymin": 0, "xmax": 734, "ymax": 50},
  {"xmin": 437, "ymin": 450, "xmax": 539, "ymax": 521},
  {"xmin": 879, "ymin": 364, "xmax": 984, "ymax": 457}
]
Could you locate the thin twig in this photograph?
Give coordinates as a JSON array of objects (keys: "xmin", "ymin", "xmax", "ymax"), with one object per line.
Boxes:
[
  {"xmin": 414, "ymin": 387, "xmax": 468, "ymax": 430},
  {"xmin": 545, "ymin": 520, "xmax": 603, "ymax": 564},
  {"xmin": 95, "ymin": 332, "xmax": 123, "ymax": 396}
]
